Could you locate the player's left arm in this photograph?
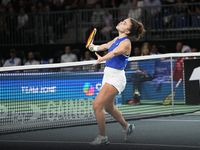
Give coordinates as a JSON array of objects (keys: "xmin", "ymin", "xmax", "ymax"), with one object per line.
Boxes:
[{"xmin": 93, "ymin": 39, "xmax": 131, "ymax": 66}]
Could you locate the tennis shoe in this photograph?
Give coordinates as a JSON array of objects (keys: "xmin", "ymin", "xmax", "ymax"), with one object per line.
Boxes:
[
  {"xmin": 123, "ymin": 124, "xmax": 135, "ymax": 141},
  {"xmin": 134, "ymin": 91, "xmax": 140, "ymax": 97},
  {"xmin": 90, "ymin": 135, "xmax": 109, "ymax": 145}
]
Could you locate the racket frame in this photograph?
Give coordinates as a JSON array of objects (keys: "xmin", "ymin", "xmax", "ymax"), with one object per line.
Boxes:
[
  {"xmin": 85, "ymin": 28, "xmax": 97, "ymax": 48},
  {"xmin": 163, "ymin": 78, "xmax": 182, "ymax": 105}
]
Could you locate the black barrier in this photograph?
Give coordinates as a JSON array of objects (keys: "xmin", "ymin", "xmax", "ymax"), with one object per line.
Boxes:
[{"xmin": 184, "ymin": 59, "xmax": 200, "ymax": 105}]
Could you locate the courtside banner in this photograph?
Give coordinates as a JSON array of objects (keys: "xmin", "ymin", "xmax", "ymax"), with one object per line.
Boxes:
[
  {"xmin": 0, "ymin": 72, "xmax": 123, "ymax": 105},
  {"xmin": 184, "ymin": 59, "xmax": 200, "ymax": 105},
  {"xmin": 0, "ymin": 72, "xmax": 103, "ymax": 101}
]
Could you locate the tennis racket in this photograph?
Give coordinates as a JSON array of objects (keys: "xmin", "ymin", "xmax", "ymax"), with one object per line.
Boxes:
[
  {"xmin": 86, "ymin": 28, "xmax": 97, "ymax": 49},
  {"xmin": 163, "ymin": 78, "xmax": 182, "ymax": 105}
]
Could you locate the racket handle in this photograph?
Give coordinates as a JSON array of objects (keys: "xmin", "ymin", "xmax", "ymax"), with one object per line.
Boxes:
[{"xmin": 176, "ymin": 78, "xmax": 182, "ymax": 88}]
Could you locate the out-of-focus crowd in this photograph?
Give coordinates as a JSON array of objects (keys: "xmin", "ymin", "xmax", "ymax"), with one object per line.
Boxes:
[{"xmin": 0, "ymin": 41, "xmax": 198, "ymax": 68}]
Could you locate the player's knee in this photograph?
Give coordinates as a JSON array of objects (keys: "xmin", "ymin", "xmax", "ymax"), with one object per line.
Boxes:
[
  {"xmin": 104, "ymin": 106, "xmax": 114, "ymax": 114},
  {"xmin": 93, "ymin": 102, "xmax": 102, "ymax": 112}
]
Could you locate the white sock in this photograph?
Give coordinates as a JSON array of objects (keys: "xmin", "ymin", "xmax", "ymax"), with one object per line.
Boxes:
[
  {"xmin": 99, "ymin": 135, "xmax": 106, "ymax": 138},
  {"xmin": 124, "ymin": 124, "xmax": 130, "ymax": 132}
]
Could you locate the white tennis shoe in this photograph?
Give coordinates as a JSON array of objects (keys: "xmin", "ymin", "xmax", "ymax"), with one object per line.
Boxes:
[
  {"xmin": 123, "ymin": 124, "xmax": 135, "ymax": 141},
  {"xmin": 90, "ymin": 135, "xmax": 109, "ymax": 145}
]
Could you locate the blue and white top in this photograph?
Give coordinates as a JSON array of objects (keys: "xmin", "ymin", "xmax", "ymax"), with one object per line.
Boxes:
[{"xmin": 105, "ymin": 37, "xmax": 130, "ymax": 70}]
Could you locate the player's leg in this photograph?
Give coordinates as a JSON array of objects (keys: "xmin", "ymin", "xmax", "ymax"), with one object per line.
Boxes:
[
  {"xmin": 104, "ymin": 95, "xmax": 135, "ymax": 141},
  {"xmin": 104, "ymin": 96, "xmax": 127, "ymax": 130},
  {"xmin": 93, "ymin": 83, "xmax": 118, "ymax": 136},
  {"xmin": 90, "ymin": 83, "xmax": 118, "ymax": 145}
]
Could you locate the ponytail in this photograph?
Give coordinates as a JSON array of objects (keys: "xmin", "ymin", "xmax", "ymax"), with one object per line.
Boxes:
[{"xmin": 128, "ymin": 18, "xmax": 145, "ymax": 40}]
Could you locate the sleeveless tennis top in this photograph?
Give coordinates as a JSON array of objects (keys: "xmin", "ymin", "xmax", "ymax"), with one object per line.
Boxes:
[{"xmin": 105, "ymin": 37, "xmax": 130, "ymax": 70}]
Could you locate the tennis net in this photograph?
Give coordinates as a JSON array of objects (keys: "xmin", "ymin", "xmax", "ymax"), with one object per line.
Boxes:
[{"xmin": 0, "ymin": 53, "xmax": 200, "ymax": 134}]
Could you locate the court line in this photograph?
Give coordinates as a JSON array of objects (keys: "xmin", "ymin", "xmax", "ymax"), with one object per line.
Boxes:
[
  {"xmin": 0, "ymin": 140, "xmax": 199, "ymax": 149},
  {"xmin": 142, "ymin": 119, "xmax": 200, "ymax": 122}
]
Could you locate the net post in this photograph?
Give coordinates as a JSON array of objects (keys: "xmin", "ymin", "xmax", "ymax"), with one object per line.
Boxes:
[{"xmin": 170, "ymin": 55, "xmax": 174, "ymax": 115}]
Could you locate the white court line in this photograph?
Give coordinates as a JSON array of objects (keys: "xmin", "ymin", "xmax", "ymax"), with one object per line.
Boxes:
[
  {"xmin": 142, "ymin": 119, "xmax": 200, "ymax": 122},
  {"xmin": 0, "ymin": 140, "xmax": 199, "ymax": 149}
]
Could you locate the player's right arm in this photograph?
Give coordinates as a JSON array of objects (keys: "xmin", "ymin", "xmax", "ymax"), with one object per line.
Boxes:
[{"xmin": 89, "ymin": 37, "xmax": 118, "ymax": 52}]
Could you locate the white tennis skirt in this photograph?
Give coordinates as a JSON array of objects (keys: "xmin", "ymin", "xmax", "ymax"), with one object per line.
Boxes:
[{"xmin": 101, "ymin": 67, "xmax": 126, "ymax": 94}]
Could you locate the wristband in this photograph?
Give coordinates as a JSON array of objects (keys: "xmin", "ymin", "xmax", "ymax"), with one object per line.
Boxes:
[{"xmin": 94, "ymin": 46, "xmax": 99, "ymax": 51}]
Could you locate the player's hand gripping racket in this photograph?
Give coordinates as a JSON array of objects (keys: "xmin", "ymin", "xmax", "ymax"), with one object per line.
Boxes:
[
  {"xmin": 163, "ymin": 78, "xmax": 182, "ymax": 105},
  {"xmin": 86, "ymin": 28, "xmax": 97, "ymax": 51}
]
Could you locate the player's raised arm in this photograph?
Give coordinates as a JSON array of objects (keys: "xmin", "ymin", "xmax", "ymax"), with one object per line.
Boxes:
[{"xmin": 88, "ymin": 37, "xmax": 118, "ymax": 52}]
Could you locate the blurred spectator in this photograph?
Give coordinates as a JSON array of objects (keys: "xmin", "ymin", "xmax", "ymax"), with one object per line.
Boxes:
[
  {"xmin": 129, "ymin": 42, "xmax": 156, "ymax": 104},
  {"xmin": 141, "ymin": 42, "xmax": 151, "ymax": 55},
  {"xmin": 151, "ymin": 44, "xmax": 161, "ymax": 54},
  {"xmin": 3, "ymin": 49, "xmax": 21, "ymax": 67},
  {"xmin": 17, "ymin": 0, "xmax": 30, "ymax": 13},
  {"xmin": 86, "ymin": 0, "xmax": 98, "ymax": 9},
  {"xmin": 145, "ymin": 0, "xmax": 162, "ymax": 29},
  {"xmin": 189, "ymin": 47, "xmax": 200, "ymax": 59},
  {"xmin": 17, "ymin": 7, "xmax": 29, "ymax": 43},
  {"xmin": 145, "ymin": 0, "xmax": 162, "ymax": 18},
  {"xmin": 187, "ymin": 0, "xmax": 200, "ymax": 26},
  {"xmin": 128, "ymin": 0, "xmax": 142, "ymax": 23},
  {"xmin": 5, "ymin": 7, "xmax": 17, "ymax": 44},
  {"xmin": 64, "ymin": 0, "xmax": 79, "ymax": 10},
  {"xmin": 1, "ymin": 0, "xmax": 11, "ymax": 7},
  {"xmin": 101, "ymin": 10, "xmax": 113, "ymax": 40},
  {"xmin": 53, "ymin": 0, "xmax": 64, "ymax": 40},
  {"xmin": 173, "ymin": 0, "xmax": 187, "ymax": 15},
  {"xmin": 61, "ymin": 46, "xmax": 78, "ymax": 71},
  {"xmin": 61, "ymin": 46, "xmax": 78, "ymax": 63},
  {"xmin": 17, "ymin": 0, "xmax": 25, "ymax": 12},
  {"xmin": 173, "ymin": 56, "xmax": 184, "ymax": 81},
  {"xmin": 191, "ymin": 47, "xmax": 199, "ymax": 52},
  {"xmin": 45, "ymin": 0, "xmax": 55, "ymax": 10},
  {"xmin": 137, "ymin": 0, "xmax": 147, "ymax": 7},
  {"xmin": 27, "ymin": 5, "xmax": 37, "ymax": 43},
  {"xmin": 90, "ymin": 2, "xmax": 104, "ymax": 40},
  {"xmin": 0, "ymin": 6, "xmax": 6, "ymax": 44},
  {"xmin": 36, "ymin": 1, "xmax": 45, "ymax": 12},
  {"xmin": 111, "ymin": 0, "xmax": 123, "ymax": 7},
  {"xmin": 133, "ymin": 47, "xmax": 141, "ymax": 56},
  {"xmin": 24, "ymin": 51, "xmax": 40, "ymax": 65},
  {"xmin": 91, "ymin": 3, "xmax": 104, "ymax": 27},
  {"xmin": 83, "ymin": 50, "xmax": 96, "ymax": 72},
  {"xmin": 83, "ymin": 50, "xmax": 95, "ymax": 61},
  {"xmin": 127, "ymin": 46, "xmax": 141, "ymax": 71},
  {"xmin": 176, "ymin": 42, "xmax": 191, "ymax": 53},
  {"xmin": 101, "ymin": 0, "xmax": 112, "ymax": 8},
  {"xmin": 43, "ymin": 5, "xmax": 54, "ymax": 44},
  {"xmin": 118, "ymin": 0, "xmax": 132, "ymax": 21},
  {"xmin": 162, "ymin": 0, "xmax": 176, "ymax": 5},
  {"xmin": 53, "ymin": 0, "xmax": 65, "ymax": 11}
]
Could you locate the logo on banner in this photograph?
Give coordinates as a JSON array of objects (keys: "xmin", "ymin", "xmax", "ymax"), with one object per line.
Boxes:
[
  {"xmin": 189, "ymin": 66, "xmax": 200, "ymax": 86},
  {"xmin": 83, "ymin": 83, "xmax": 94, "ymax": 96}
]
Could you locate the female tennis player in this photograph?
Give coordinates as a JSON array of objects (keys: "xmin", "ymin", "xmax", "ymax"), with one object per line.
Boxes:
[{"xmin": 88, "ymin": 18, "xmax": 145, "ymax": 145}]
